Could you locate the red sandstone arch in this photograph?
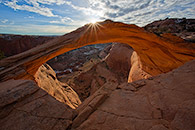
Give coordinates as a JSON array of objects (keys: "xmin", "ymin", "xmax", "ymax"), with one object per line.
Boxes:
[{"xmin": 0, "ymin": 20, "xmax": 194, "ymax": 81}]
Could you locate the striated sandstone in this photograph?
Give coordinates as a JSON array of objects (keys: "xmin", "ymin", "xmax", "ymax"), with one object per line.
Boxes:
[{"xmin": 35, "ymin": 63, "xmax": 81, "ymax": 109}]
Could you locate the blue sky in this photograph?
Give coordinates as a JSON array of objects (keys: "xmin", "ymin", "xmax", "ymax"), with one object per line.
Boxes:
[{"xmin": 0, "ymin": 0, "xmax": 194, "ymax": 35}]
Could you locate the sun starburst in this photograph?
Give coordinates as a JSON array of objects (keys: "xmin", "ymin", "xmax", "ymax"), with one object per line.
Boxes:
[{"xmin": 87, "ymin": 20, "xmax": 104, "ymax": 40}]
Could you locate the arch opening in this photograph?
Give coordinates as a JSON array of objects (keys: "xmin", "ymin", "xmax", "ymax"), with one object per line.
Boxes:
[
  {"xmin": 0, "ymin": 20, "xmax": 194, "ymax": 82},
  {"xmin": 35, "ymin": 42, "xmax": 140, "ymax": 108}
]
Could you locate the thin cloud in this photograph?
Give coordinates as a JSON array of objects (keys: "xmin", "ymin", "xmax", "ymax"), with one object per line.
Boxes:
[
  {"xmin": 49, "ymin": 17, "xmax": 74, "ymax": 24},
  {"xmin": 4, "ymin": 0, "xmax": 58, "ymax": 17},
  {"xmin": 1, "ymin": 19, "xmax": 9, "ymax": 23},
  {"xmin": 65, "ymin": 0, "xmax": 195, "ymax": 26}
]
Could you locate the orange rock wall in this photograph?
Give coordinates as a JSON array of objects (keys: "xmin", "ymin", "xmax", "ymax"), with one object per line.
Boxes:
[{"xmin": 0, "ymin": 20, "xmax": 194, "ymax": 81}]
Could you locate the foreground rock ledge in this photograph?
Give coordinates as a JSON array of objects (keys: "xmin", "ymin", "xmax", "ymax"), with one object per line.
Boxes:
[
  {"xmin": 1, "ymin": 60, "xmax": 194, "ymax": 130},
  {"xmin": 70, "ymin": 60, "xmax": 195, "ymax": 130},
  {"xmin": 0, "ymin": 79, "xmax": 77, "ymax": 130}
]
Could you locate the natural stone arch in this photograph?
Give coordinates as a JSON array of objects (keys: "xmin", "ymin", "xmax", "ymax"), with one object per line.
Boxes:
[{"xmin": 0, "ymin": 20, "xmax": 194, "ymax": 81}]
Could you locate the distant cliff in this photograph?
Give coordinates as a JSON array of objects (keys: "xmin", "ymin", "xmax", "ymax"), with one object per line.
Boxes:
[{"xmin": 0, "ymin": 34, "xmax": 56, "ymax": 56}]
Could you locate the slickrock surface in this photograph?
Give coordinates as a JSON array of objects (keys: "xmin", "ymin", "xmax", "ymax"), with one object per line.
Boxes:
[
  {"xmin": 35, "ymin": 63, "xmax": 81, "ymax": 109},
  {"xmin": 0, "ymin": 20, "xmax": 194, "ymax": 81},
  {"xmin": 70, "ymin": 60, "xmax": 195, "ymax": 130},
  {"xmin": 0, "ymin": 60, "xmax": 194, "ymax": 130},
  {"xmin": 0, "ymin": 79, "xmax": 77, "ymax": 130}
]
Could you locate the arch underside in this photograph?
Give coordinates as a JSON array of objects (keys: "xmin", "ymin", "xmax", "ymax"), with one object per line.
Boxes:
[{"xmin": 0, "ymin": 20, "xmax": 194, "ymax": 81}]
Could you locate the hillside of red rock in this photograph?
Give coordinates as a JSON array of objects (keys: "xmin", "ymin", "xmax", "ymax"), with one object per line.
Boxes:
[
  {"xmin": 0, "ymin": 34, "xmax": 56, "ymax": 57},
  {"xmin": 144, "ymin": 18, "xmax": 195, "ymax": 42}
]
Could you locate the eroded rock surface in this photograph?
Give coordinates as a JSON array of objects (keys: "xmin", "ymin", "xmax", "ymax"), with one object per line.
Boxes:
[
  {"xmin": 70, "ymin": 60, "xmax": 195, "ymax": 130},
  {"xmin": 35, "ymin": 63, "xmax": 81, "ymax": 109},
  {"xmin": 0, "ymin": 79, "xmax": 77, "ymax": 130}
]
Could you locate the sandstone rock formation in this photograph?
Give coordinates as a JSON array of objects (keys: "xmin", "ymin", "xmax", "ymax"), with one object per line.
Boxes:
[
  {"xmin": 0, "ymin": 19, "xmax": 195, "ymax": 130},
  {"xmin": 61, "ymin": 43, "xmax": 134, "ymax": 101},
  {"xmin": 0, "ymin": 34, "xmax": 55, "ymax": 56},
  {"xmin": 105, "ymin": 43, "xmax": 133, "ymax": 80},
  {"xmin": 70, "ymin": 60, "xmax": 195, "ymax": 130},
  {"xmin": 0, "ymin": 20, "xmax": 194, "ymax": 81},
  {"xmin": 35, "ymin": 63, "xmax": 81, "ymax": 109},
  {"xmin": 0, "ymin": 79, "xmax": 77, "ymax": 130},
  {"xmin": 144, "ymin": 18, "xmax": 195, "ymax": 42}
]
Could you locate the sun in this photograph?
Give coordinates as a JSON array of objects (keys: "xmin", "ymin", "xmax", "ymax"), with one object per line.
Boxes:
[{"xmin": 90, "ymin": 19, "xmax": 98, "ymax": 24}]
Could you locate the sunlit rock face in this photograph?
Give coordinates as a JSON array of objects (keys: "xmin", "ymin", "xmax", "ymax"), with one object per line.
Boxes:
[
  {"xmin": 0, "ymin": 20, "xmax": 194, "ymax": 81},
  {"xmin": 34, "ymin": 63, "xmax": 81, "ymax": 109},
  {"xmin": 128, "ymin": 51, "xmax": 151, "ymax": 82}
]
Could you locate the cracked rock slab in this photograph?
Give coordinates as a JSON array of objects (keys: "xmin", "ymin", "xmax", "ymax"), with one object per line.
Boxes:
[
  {"xmin": 0, "ymin": 79, "xmax": 76, "ymax": 130},
  {"xmin": 72, "ymin": 60, "xmax": 195, "ymax": 130}
]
